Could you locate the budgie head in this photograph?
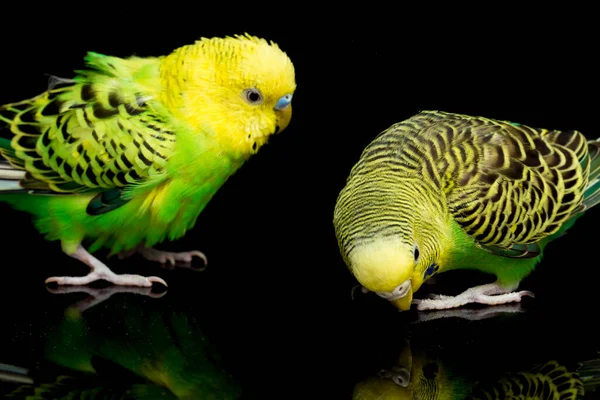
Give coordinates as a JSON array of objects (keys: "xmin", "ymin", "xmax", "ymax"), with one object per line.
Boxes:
[
  {"xmin": 353, "ymin": 342, "xmax": 466, "ymax": 400},
  {"xmin": 353, "ymin": 343, "xmax": 414, "ymax": 400},
  {"xmin": 160, "ymin": 33, "xmax": 296, "ymax": 158},
  {"xmin": 334, "ymin": 176, "xmax": 453, "ymax": 310}
]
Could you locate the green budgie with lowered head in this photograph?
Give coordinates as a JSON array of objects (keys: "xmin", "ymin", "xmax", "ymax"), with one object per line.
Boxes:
[
  {"xmin": 333, "ymin": 110, "xmax": 600, "ymax": 311},
  {"xmin": 0, "ymin": 34, "xmax": 296, "ymax": 289}
]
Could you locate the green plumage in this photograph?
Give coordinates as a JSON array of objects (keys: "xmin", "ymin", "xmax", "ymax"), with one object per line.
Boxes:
[
  {"xmin": 0, "ymin": 53, "xmax": 172, "ymax": 196},
  {"xmin": 334, "ymin": 110, "xmax": 600, "ymax": 310},
  {"xmin": 3, "ymin": 301, "xmax": 241, "ymax": 399},
  {"xmin": 0, "ymin": 52, "xmax": 223, "ymax": 253},
  {"xmin": 0, "ymin": 35, "xmax": 296, "ymax": 289}
]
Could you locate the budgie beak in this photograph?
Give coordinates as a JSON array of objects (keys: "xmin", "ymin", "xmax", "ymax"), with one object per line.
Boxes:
[
  {"xmin": 275, "ymin": 105, "xmax": 292, "ymax": 134},
  {"xmin": 390, "ymin": 284, "xmax": 413, "ymax": 311},
  {"xmin": 274, "ymin": 93, "xmax": 293, "ymax": 134}
]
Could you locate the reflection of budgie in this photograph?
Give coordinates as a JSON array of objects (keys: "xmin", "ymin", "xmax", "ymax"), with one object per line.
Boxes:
[
  {"xmin": 334, "ymin": 110, "xmax": 600, "ymax": 311},
  {"xmin": 353, "ymin": 343, "xmax": 600, "ymax": 399},
  {"xmin": 3, "ymin": 301, "xmax": 241, "ymax": 399},
  {"xmin": 0, "ymin": 34, "xmax": 296, "ymax": 288},
  {"xmin": 353, "ymin": 343, "xmax": 472, "ymax": 400}
]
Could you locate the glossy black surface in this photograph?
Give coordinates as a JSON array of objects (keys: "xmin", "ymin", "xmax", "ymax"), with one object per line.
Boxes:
[{"xmin": 1, "ymin": 8, "xmax": 599, "ymax": 399}]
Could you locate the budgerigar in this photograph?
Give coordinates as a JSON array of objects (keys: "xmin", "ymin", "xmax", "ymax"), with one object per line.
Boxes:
[
  {"xmin": 353, "ymin": 342, "xmax": 600, "ymax": 399},
  {"xmin": 0, "ymin": 34, "xmax": 296, "ymax": 289},
  {"xmin": 333, "ymin": 110, "xmax": 600, "ymax": 311}
]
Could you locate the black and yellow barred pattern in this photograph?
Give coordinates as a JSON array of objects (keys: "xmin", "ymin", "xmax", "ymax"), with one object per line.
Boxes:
[
  {"xmin": 468, "ymin": 360, "xmax": 584, "ymax": 400},
  {"xmin": 334, "ymin": 110, "xmax": 600, "ymax": 259},
  {"xmin": 0, "ymin": 52, "xmax": 175, "ymax": 195}
]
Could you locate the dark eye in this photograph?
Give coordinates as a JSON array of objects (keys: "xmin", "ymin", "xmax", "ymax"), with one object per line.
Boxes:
[
  {"xmin": 243, "ymin": 88, "xmax": 263, "ymax": 105},
  {"xmin": 424, "ymin": 262, "xmax": 439, "ymax": 278},
  {"xmin": 413, "ymin": 244, "xmax": 420, "ymax": 262}
]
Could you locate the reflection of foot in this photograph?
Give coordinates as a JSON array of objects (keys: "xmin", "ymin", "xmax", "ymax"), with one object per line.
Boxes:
[
  {"xmin": 46, "ymin": 285, "xmax": 167, "ymax": 312},
  {"xmin": 413, "ymin": 303, "xmax": 527, "ymax": 323},
  {"xmin": 0, "ymin": 362, "xmax": 34, "ymax": 384},
  {"xmin": 47, "ymin": 245, "xmax": 167, "ymax": 288},
  {"xmin": 412, "ymin": 283, "xmax": 534, "ymax": 311},
  {"xmin": 118, "ymin": 246, "xmax": 207, "ymax": 271}
]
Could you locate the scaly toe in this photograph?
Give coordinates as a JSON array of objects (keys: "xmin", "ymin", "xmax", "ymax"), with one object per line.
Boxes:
[
  {"xmin": 45, "ymin": 275, "xmax": 97, "ymax": 286},
  {"xmin": 520, "ymin": 290, "xmax": 535, "ymax": 299},
  {"xmin": 351, "ymin": 284, "xmax": 369, "ymax": 300},
  {"xmin": 147, "ymin": 276, "xmax": 168, "ymax": 288},
  {"xmin": 189, "ymin": 251, "xmax": 208, "ymax": 265},
  {"xmin": 175, "ymin": 251, "xmax": 208, "ymax": 271},
  {"xmin": 426, "ymin": 293, "xmax": 449, "ymax": 300}
]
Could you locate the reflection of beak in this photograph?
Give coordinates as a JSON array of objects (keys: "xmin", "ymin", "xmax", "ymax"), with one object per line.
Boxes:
[
  {"xmin": 397, "ymin": 341, "xmax": 413, "ymax": 374},
  {"xmin": 391, "ymin": 284, "xmax": 413, "ymax": 311},
  {"xmin": 275, "ymin": 106, "xmax": 292, "ymax": 134}
]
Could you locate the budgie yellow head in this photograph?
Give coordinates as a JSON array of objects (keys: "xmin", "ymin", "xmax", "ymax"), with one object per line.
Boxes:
[
  {"xmin": 160, "ymin": 33, "xmax": 296, "ymax": 158},
  {"xmin": 353, "ymin": 343, "xmax": 414, "ymax": 400},
  {"xmin": 334, "ymin": 177, "xmax": 453, "ymax": 310},
  {"xmin": 353, "ymin": 343, "xmax": 456, "ymax": 400}
]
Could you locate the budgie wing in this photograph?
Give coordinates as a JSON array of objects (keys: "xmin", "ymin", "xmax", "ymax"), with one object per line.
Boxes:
[
  {"xmin": 467, "ymin": 360, "xmax": 583, "ymax": 400},
  {"xmin": 411, "ymin": 111, "xmax": 594, "ymax": 258},
  {"xmin": 0, "ymin": 52, "xmax": 176, "ymax": 215}
]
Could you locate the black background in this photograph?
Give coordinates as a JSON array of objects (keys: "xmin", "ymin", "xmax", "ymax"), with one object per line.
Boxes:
[{"xmin": 1, "ymin": 6, "xmax": 599, "ymax": 399}]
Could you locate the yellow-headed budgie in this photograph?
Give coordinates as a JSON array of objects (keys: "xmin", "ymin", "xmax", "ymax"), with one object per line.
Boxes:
[{"xmin": 0, "ymin": 34, "xmax": 296, "ymax": 289}]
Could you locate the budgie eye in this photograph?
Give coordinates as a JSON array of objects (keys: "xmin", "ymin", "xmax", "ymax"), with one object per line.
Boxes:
[
  {"xmin": 243, "ymin": 88, "xmax": 264, "ymax": 105},
  {"xmin": 413, "ymin": 244, "xmax": 420, "ymax": 262},
  {"xmin": 275, "ymin": 94, "xmax": 293, "ymax": 110},
  {"xmin": 424, "ymin": 263, "xmax": 439, "ymax": 278}
]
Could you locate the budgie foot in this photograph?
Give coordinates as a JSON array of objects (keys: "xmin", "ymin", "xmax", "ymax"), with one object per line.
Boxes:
[
  {"xmin": 412, "ymin": 282, "xmax": 534, "ymax": 311},
  {"xmin": 45, "ymin": 245, "xmax": 168, "ymax": 288},
  {"xmin": 351, "ymin": 284, "xmax": 370, "ymax": 299},
  {"xmin": 118, "ymin": 246, "xmax": 207, "ymax": 271}
]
